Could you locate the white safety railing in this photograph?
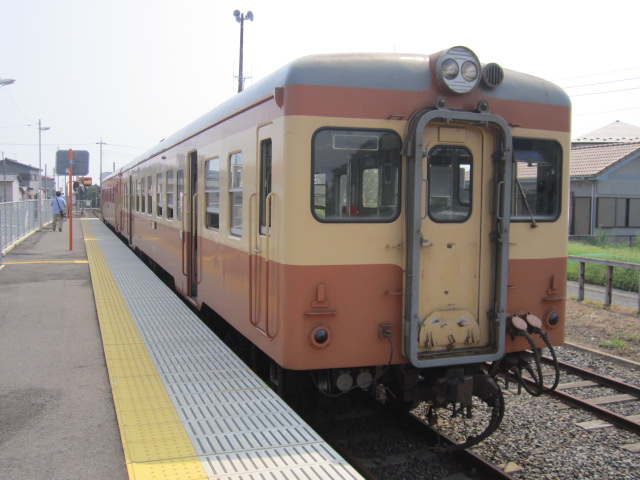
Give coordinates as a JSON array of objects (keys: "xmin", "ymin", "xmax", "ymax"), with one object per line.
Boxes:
[{"xmin": 1, "ymin": 200, "xmax": 53, "ymax": 252}]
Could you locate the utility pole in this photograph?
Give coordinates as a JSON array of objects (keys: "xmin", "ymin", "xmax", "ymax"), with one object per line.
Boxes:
[
  {"xmin": 97, "ymin": 139, "xmax": 106, "ymax": 186},
  {"xmin": 38, "ymin": 119, "xmax": 51, "ymax": 231},
  {"xmin": 2, "ymin": 152, "xmax": 5, "ymax": 202},
  {"xmin": 233, "ymin": 10, "xmax": 253, "ymax": 93}
]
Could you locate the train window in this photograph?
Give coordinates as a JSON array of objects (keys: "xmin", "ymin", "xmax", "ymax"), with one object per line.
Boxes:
[
  {"xmin": 205, "ymin": 158, "xmax": 220, "ymax": 229},
  {"xmin": 312, "ymin": 129, "xmax": 401, "ymax": 222},
  {"xmin": 259, "ymin": 139, "xmax": 272, "ymax": 234},
  {"xmin": 147, "ymin": 175, "xmax": 152, "ymax": 214},
  {"xmin": 229, "ymin": 152, "xmax": 243, "ymax": 237},
  {"xmin": 136, "ymin": 179, "xmax": 141, "ymax": 212},
  {"xmin": 427, "ymin": 146, "xmax": 472, "ymax": 222},
  {"xmin": 167, "ymin": 170, "xmax": 174, "ymax": 219},
  {"xmin": 141, "ymin": 177, "xmax": 146, "ymax": 213},
  {"xmin": 512, "ymin": 138, "xmax": 562, "ymax": 222},
  {"xmin": 156, "ymin": 172, "xmax": 163, "ymax": 217},
  {"xmin": 177, "ymin": 169, "xmax": 184, "ymax": 221}
]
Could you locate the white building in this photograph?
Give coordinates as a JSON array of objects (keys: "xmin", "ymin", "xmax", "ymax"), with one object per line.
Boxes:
[{"xmin": 570, "ymin": 121, "xmax": 640, "ymax": 244}]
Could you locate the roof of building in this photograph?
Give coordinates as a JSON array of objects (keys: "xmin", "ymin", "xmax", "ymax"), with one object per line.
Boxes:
[
  {"xmin": 0, "ymin": 158, "xmax": 39, "ymax": 173},
  {"xmin": 573, "ymin": 121, "xmax": 640, "ymax": 143},
  {"xmin": 570, "ymin": 142, "xmax": 640, "ymax": 177}
]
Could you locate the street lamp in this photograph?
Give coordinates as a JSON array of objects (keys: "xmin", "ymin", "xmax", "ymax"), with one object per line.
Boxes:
[
  {"xmin": 38, "ymin": 119, "xmax": 50, "ymax": 231},
  {"xmin": 233, "ymin": 10, "xmax": 253, "ymax": 93},
  {"xmin": 0, "ymin": 78, "xmax": 16, "ymax": 87}
]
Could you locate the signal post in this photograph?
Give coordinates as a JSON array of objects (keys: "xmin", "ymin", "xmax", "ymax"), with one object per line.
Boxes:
[{"xmin": 55, "ymin": 149, "xmax": 90, "ymax": 251}]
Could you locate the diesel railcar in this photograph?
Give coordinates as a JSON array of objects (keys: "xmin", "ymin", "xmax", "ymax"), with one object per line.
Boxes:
[{"xmin": 102, "ymin": 46, "xmax": 569, "ymax": 447}]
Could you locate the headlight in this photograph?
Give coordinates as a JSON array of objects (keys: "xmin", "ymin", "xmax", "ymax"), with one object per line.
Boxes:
[
  {"xmin": 461, "ymin": 61, "xmax": 479, "ymax": 82},
  {"xmin": 435, "ymin": 46, "xmax": 481, "ymax": 94},
  {"xmin": 442, "ymin": 58, "xmax": 459, "ymax": 80}
]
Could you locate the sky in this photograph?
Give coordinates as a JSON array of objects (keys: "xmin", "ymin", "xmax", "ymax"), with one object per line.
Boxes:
[{"xmin": 1, "ymin": 0, "xmax": 639, "ymax": 186}]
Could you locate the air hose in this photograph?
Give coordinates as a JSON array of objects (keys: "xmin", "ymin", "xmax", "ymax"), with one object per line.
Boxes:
[
  {"xmin": 507, "ymin": 315, "xmax": 544, "ymax": 397},
  {"xmin": 523, "ymin": 314, "xmax": 560, "ymax": 392}
]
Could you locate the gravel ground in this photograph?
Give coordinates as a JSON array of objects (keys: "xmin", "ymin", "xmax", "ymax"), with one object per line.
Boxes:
[
  {"xmin": 466, "ymin": 345, "xmax": 639, "ymax": 480},
  {"xmin": 565, "ymin": 299, "xmax": 640, "ymax": 363}
]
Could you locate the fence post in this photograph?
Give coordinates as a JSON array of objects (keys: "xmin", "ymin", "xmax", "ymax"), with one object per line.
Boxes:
[
  {"xmin": 637, "ymin": 275, "xmax": 640, "ymax": 314},
  {"xmin": 578, "ymin": 261, "xmax": 585, "ymax": 302},
  {"xmin": 604, "ymin": 265, "xmax": 613, "ymax": 307}
]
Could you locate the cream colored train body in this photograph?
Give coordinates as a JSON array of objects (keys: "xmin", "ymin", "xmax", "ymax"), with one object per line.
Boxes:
[{"xmin": 102, "ymin": 47, "xmax": 570, "ymax": 439}]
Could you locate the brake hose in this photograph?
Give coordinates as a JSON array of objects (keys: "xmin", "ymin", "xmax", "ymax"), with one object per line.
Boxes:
[
  {"xmin": 508, "ymin": 316, "xmax": 545, "ymax": 397},
  {"xmin": 524, "ymin": 314, "xmax": 561, "ymax": 392}
]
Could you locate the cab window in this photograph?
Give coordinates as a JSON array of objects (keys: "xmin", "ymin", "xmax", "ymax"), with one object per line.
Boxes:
[
  {"xmin": 312, "ymin": 129, "xmax": 401, "ymax": 222},
  {"xmin": 427, "ymin": 146, "xmax": 472, "ymax": 222},
  {"xmin": 512, "ymin": 138, "xmax": 562, "ymax": 221}
]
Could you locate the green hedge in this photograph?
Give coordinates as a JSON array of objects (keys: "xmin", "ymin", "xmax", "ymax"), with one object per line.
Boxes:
[{"xmin": 568, "ymin": 242, "xmax": 640, "ymax": 292}]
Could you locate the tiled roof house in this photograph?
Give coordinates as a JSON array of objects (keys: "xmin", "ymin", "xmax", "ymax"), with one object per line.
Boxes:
[{"xmin": 569, "ymin": 121, "xmax": 640, "ymax": 240}]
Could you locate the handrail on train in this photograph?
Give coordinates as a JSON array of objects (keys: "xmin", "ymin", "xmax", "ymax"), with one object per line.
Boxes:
[{"xmin": 568, "ymin": 255, "xmax": 640, "ymax": 313}]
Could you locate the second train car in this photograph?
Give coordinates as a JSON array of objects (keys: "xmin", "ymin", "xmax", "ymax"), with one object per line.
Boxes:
[{"xmin": 102, "ymin": 46, "xmax": 569, "ymax": 447}]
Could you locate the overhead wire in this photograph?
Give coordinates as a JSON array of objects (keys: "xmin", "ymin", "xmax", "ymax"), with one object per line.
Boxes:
[
  {"xmin": 556, "ymin": 65, "xmax": 640, "ymax": 81},
  {"xmin": 563, "ymin": 76, "xmax": 640, "ymax": 89},
  {"xmin": 557, "ymin": 65, "xmax": 640, "ymax": 117},
  {"xmin": 569, "ymin": 86, "xmax": 640, "ymax": 97},
  {"xmin": 0, "ymin": 87, "xmax": 32, "ymax": 123}
]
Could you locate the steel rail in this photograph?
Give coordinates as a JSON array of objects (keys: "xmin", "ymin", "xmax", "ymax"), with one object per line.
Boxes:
[
  {"xmin": 540, "ymin": 355, "xmax": 640, "ymax": 434},
  {"xmin": 407, "ymin": 414, "xmax": 517, "ymax": 480},
  {"xmin": 541, "ymin": 355, "xmax": 640, "ymax": 396}
]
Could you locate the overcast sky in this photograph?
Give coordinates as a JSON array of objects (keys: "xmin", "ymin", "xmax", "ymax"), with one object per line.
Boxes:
[{"xmin": 1, "ymin": 0, "xmax": 639, "ymax": 184}]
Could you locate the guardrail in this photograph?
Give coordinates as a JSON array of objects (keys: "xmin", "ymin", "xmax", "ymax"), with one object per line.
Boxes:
[
  {"xmin": 568, "ymin": 255, "xmax": 640, "ymax": 313},
  {"xmin": 1, "ymin": 200, "xmax": 52, "ymax": 253}
]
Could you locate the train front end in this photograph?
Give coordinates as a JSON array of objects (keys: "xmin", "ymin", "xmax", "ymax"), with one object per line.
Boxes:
[
  {"xmin": 288, "ymin": 46, "xmax": 570, "ymax": 447},
  {"xmin": 397, "ymin": 47, "xmax": 569, "ymax": 445},
  {"xmin": 403, "ymin": 46, "xmax": 569, "ymax": 366}
]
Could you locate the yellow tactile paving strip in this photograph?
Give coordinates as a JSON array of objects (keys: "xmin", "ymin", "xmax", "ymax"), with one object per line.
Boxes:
[
  {"xmin": 3, "ymin": 260, "xmax": 89, "ymax": 264},
  {"xmin": 83, "ymin": 220, "xmax": 208, "ymax": 480}
]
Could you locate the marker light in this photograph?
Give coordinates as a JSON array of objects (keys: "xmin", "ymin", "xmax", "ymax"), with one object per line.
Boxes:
[
  {"xmin": 435, "ymin": 46, "xmax": 482, "ymax": 94},
  {"xmin": 310, "ymin": 324, "xmax": 331, "ymax": 348}
]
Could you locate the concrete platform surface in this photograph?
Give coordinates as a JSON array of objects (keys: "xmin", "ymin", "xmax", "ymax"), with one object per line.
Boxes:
[{"xmin": 0, "ymin": 219, "xmax": 127, "ymax": 480}]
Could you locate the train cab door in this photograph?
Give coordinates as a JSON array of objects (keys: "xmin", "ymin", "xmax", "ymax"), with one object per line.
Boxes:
[
  {"xmin": 404, "ymin": 111, "xmax": 512, "ymax": 368},
  {"xmin": 183, "ymin": 152, "xmax": 199, "ymax": 300},
  {"xmin": 250, "ymin": 125, "xmax": 275, "ymax": 336}
]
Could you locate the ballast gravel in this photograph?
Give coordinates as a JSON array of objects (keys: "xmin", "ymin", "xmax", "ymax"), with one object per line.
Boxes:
[{"xmin": 462, "ymin": 345, "xmax": 640, "ymax": 479}]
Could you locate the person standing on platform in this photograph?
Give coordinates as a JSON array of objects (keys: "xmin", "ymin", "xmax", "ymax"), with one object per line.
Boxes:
[{"xmin": 50, "ymin": 191, "xmax": 67, "ymax": 232}]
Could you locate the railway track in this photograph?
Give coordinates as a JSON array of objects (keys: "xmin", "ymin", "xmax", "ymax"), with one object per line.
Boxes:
[
  {"xmin": 304, "ymin": 394, "xmax": 516, "ymax": 480},
  {"xmin": 540, "ymin": 355, "xmax": 640, "ymax": 435}
]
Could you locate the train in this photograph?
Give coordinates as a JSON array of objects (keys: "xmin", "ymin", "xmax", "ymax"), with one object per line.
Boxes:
[{"xmin": 102, "ymin": 46, "xmax": 569, "ymax": 448}]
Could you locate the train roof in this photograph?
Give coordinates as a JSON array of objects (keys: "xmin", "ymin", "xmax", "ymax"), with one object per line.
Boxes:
[{"xmin": 109, "ymin": 51, "xmax": 569, "ymax": 178}]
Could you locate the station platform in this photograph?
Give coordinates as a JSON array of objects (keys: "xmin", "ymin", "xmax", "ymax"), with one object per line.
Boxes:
[{"xmin": 0, "ymin": 218, "xmax": 362, "ymax": 480}]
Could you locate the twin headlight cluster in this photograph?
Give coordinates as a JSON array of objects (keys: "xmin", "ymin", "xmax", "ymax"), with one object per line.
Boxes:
[{"xmin": 435, "ymin": 46, "xmax": 504, "ymax": 94}]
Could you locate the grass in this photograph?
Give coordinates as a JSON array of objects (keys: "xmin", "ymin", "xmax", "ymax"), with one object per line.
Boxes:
[
  {"xmin": 598, "ymin": 338, "xmax": 628, "ymax": 350},
  {"xmin": 568, "ymin": 241, "xmax": 640, "ymax": 292}
]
